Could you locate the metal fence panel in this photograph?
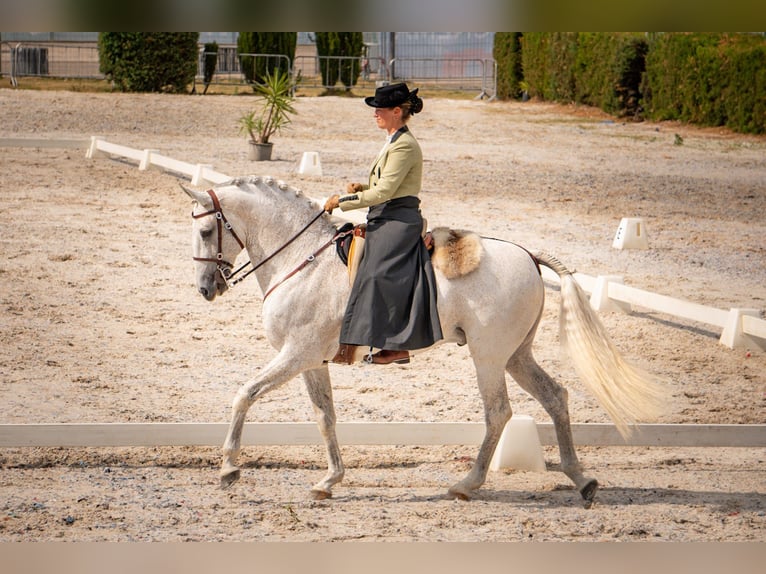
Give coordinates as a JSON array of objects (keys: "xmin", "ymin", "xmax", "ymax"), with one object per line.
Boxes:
[
  {"xmin": 6, "ymin": 42, "xmax": 102, "ymax": 86},
  {"xmin": 2, "ymin": 40, "xmax": 495, "ymax": 98}
]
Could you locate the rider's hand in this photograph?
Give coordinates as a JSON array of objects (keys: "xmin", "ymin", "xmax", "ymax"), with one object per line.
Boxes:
[
  {"xmin": 347, "ymin": 182, "xmax": 364, "ymax": 194},
  {"xmin": 324, "ymin": 194, "xmax": 340, "ymax": 213}
]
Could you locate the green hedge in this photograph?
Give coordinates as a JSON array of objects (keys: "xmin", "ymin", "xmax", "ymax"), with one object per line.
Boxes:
[
  {"xmin": 575, "ymin": 33, "xmax": 647, "ymax": 117},
  {"xmin": 493, "ymin": 32, "xmax": 523, "ymax": 99},
  {"xmin": 500, "ymin": 32, "xmax": 765, "ymax": 134},
  {"xmin": 202, "ymin": 41, "xmax": 218, "ymax": 93},
  {"xmin": 520, "ymin": 33, "xmax": 578, "ymax": 102},
  {"xmin": 643, "ymin": 33, "xmax": 765, "ymax": 134},
  {"xmin": 519, "ymin": 32, "xmax": 646, "ymax": 116},
  {"xmin": 98, "ymin": 33, "xmax": 199, "ymax": 93},
  {"xmin": 237, "ymin": 32, "xmax": 296, "ymax": 87},
  {"xmin": 315, "ymin": 32, "xmax": 365, "ymax": 91}
]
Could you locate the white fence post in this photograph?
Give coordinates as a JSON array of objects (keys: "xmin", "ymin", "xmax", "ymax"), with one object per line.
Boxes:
[
  {"xmin": 590, "ymin": 275, "xmax": 631, "ymax": 313},
  {"xmin": 192, "ymin": 163, "xmax": 214, "ymax": 186},
  {"xmin": 85, "ymin": 136, "xmax": 103, "ymax": 159},
  {"xmin": 139, "ymin": 149, "xmax": 160, "ymax": 171},
  {"xmin": 720, "ymin": 308, "xmax": 766, "ymax": 351}
]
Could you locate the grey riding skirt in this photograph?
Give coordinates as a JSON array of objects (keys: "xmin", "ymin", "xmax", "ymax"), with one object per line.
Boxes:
[{"xmin": 340, "ymin": 196, "xmax": 443, "ymax": 351}]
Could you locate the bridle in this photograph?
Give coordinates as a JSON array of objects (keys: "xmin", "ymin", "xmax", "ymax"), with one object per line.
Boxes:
[
  {"xmin": 191, "ymin": 188, "xmax": 343, "ymax": 298},
  {"xmin": 192, "ymin": 188, "xmax": 245, "ymax": 275}
]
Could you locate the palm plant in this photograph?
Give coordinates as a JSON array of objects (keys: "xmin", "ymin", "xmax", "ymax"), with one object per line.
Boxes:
[{"xmin": 238, "ymin": 70, "xmax": 296, "ymax": 144}]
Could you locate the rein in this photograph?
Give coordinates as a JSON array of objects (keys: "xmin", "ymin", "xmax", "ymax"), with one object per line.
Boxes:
[{"xmin": 192, "ymin": 188, "xmax": 347, "ymax": 299}]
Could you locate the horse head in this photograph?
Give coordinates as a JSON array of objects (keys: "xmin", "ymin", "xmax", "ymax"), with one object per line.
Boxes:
[{"xmin": 181, "ymin": 184, "xmax": 246, "ymax": 301}]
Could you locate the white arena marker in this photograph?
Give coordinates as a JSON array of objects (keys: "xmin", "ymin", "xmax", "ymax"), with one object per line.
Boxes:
[
  {"xmin": 489, "ymin": 415, "xmax": 546, "ymax": 472},
  {"xmin": 298, "ymin": 151, "xmax": 322, "ymax": 176},
  {"xmin": 613, "ymin": 217, "xmax": 649, "ymax": 250}
]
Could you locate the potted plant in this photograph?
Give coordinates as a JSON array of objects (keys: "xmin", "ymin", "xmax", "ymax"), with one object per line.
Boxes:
[{"xmin": 238, "ymin": 69, "xmax": 297, "ymax": 161}]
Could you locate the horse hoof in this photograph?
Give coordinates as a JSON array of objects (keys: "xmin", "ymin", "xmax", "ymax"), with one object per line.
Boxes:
[
  {"xmin": 447, "ymin": 487, "xmax": 472, "ymax": 501},
  {"xmin": 310, "ymin": 488, "xmax": 332, "ymax": 500},
  {"xmin": 219, "ymin": 468, "xmax": 241, "ymax": 490},
  {"xmin": 579, "ymin": 479, "xmax": 599, "ymax": 508}
]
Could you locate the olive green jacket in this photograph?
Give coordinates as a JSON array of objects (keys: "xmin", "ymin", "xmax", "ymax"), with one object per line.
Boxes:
[{"xmin": 338, "ymin": 127, "xmax": 422, "ymax": 211}]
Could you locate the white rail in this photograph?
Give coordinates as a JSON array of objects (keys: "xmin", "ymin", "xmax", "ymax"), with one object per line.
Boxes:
[{"xmin": 1, "ymin": 422, "xmax": 764, "ymax": 448}]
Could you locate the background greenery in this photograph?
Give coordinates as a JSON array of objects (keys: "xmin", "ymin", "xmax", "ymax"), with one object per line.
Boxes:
[{"xmin": 495, "ymin": 32, "xmax": 765, "ymax": 134}]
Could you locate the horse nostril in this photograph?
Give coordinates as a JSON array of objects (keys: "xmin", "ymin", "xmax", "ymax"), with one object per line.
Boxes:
[{"xmin": 199, "ymin": 286, "xmax": 209, "ymax": 298}]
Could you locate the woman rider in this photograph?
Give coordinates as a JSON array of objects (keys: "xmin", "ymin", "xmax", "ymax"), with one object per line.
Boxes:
[{"xmin": 324, "ymin": 82, "xmax": 442, "ymax": 365}]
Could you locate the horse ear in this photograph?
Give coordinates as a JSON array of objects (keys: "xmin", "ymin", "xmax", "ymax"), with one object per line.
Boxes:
[{"xmin": 179, "ymin": 183, "xmax": 212, "ymax": 209}]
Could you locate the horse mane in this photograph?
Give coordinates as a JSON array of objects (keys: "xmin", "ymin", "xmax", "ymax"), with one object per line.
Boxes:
[{"xmin": 217, "ymin": 175, "xmax": 322, "ymax": 215}]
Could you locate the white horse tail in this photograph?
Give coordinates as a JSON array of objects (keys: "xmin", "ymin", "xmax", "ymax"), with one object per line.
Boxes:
[{"xmin": 534, "ymin": 251, "xmax": 665, "ymax": 437}]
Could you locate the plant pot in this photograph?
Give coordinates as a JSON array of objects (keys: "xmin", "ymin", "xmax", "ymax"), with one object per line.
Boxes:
[{"xmin": 248, "ymin": 141, "xmax": 273, "ymax": 161}]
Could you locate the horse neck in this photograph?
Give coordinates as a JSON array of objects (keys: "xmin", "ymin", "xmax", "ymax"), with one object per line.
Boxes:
[{"xmin": 219, "ymin": 178, "xmax": 335, "ymax": 291}]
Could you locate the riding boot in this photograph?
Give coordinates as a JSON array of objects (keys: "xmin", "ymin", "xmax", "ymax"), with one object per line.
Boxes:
[
  {"xmin": 331, "ymin": 343, "xmax": 357, "ymax": 365},
  {"xmin": 371, "ymin": 349, "xmax": 410, "ymax": 365}
]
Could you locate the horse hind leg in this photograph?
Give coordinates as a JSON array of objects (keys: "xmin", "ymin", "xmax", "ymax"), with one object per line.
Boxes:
[
  {"xmin": 506, "ymin": 345, "xmax": 599, "ymax": 508},
  {"xmin": 302, "ymin": 367, "xmax": 345, "ymax": 499},
  {"xmin": 448, "ymin": 361, "xmax": 511, "ymax": 501}
]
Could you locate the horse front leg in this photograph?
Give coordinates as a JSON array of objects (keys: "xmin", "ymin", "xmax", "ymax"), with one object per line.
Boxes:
[
  {"xmin": 448, "ymin": 361, "xmax": 511, "ymax": 500},
  {"xmin": 302, "ymin": 367, "xmax": 344, "ymax": 499},
  {"xmin": 219, "ymin": 352, "xmax": 304, "ymax": 489}
]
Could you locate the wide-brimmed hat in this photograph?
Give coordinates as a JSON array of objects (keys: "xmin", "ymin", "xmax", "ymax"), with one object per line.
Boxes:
[{"xmin": 365, "ymin": 82, "xmax": 418, "ymax": 108}]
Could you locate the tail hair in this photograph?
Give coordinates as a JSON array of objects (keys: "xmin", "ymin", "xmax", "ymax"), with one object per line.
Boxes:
[{"xmin": 536, "ymin": 252, "xmax": 665, "ymax": 437}]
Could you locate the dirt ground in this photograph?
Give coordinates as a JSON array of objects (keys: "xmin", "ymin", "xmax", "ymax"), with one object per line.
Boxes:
[{"xmin": 0, "ymin": 88, "xmax": 764, "ymax": 543}]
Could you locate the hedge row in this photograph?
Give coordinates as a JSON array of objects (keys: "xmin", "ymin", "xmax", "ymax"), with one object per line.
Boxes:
[
  {"xmin": 642, "ymin": 33, "xmax": 765, "ymax": 134},
  {"xmin": 496, "ymin": 32, "xmax": 765, "ymax": 134},
  {"xmin": 315, "ymin": 32, "xmax": 365, "ymax": 90},
  {"xmin": 237, "ymin": 32, "xmax": 297, "ymax": 86},
  {"xmin": 98, "ymin": 33, "xmax": 199, "ymax": 93}
]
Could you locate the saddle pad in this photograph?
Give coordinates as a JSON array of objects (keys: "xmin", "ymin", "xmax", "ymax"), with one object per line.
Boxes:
[
  {"xmin": 347, "ymin": 226, "xmax": 366, "ymax": 286},
  {"xmin": 334, "ymin": 223, "xmax": 366, "ymax": 285}
]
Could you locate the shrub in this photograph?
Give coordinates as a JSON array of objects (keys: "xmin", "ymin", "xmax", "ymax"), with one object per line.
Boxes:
[
  {"xmin": 520, "ymin": 32, "xmax": 577, "ymax": 101},
  {"xmin": 522, "ymin": 33, "xmax": 648, "ymax": 118},
  {"xmin": 237, "ymin": 32, "xmax": 296, "ymax": 87},
  {"xmin": 98, "ymin": 33, "xmax": 199, "ymax": 93},
  {"xmin": 493, "ymin": 32, "xmax": 523, "ymax": 100},
  {"xmin": 575, "ymin": 33, "xmax": 648, "ymax": 117},
  {"xmin": 642, "ymin": 33, "xmax": 765, "ymax": 134},
  {"xmin": 202, "ymin": 41, "xmax": 218, "ymax": 94},
  {"xmin": 315, "ymin": 32, "xmax": 365, "ymax": 91}
]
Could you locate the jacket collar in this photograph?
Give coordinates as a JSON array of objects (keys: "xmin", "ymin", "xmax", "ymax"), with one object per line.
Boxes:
[{"xmin": 389, "ymin": 125, "xmax": 409, "ymax": 144}]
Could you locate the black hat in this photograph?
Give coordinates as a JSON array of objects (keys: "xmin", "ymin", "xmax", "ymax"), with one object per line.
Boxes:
[{"xmin": 365, "ymin": 82, "xmax": 420, "ymax": 110}]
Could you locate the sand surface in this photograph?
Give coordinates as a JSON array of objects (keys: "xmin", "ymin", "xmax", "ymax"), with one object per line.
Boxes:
[{"xmin": 0, "ymin": 88, "xmax": 764, "ymax": 541}]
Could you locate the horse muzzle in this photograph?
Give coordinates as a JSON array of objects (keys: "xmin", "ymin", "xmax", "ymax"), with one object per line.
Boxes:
[{"xmin": 198, "ymin": 267, "xmax": 230, "ymax": 301}]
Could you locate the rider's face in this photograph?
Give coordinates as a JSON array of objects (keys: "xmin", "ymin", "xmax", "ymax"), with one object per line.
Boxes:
[{"xmin": 374, "ymin": 106, "xmax": 402, "ymax": 134}]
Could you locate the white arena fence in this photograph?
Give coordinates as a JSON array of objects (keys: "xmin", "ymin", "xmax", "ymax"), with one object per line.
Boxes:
[
  {"xmin": 0, "ymin": 136, "xmax": 762, "ymax": 452},
  {"xmin": 1, "ymin": 422, "xmax": 764, "ymax": 448}
]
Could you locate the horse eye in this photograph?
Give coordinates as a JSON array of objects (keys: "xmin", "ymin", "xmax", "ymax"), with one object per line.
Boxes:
[{"xmin": 200, "ymin": 228, "xmax": 214, "ymax": 239}]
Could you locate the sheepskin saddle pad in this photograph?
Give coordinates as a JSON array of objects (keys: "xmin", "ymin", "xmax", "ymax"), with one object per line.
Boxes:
[{"xmin": 429, "ymin": 227, "xmax": 483, "ymax": 279}]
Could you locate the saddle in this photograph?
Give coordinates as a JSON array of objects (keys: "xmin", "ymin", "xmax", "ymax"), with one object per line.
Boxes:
[{"xmin": 335, "ymin": 223, "xmax": 484, "ymax": 282}]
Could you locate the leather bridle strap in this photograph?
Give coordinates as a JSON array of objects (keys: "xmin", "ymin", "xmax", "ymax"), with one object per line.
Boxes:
[
  {"xmin": 229, "ymin": 208, "xmax": 326, "ymax": 288},
  {"xmin": 192, "ymin": 188, "xmax": 245, "ymax": 269},
  {"xmin": 262, "ymin": 226, "xmax": 354, "ymax": 300}
]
